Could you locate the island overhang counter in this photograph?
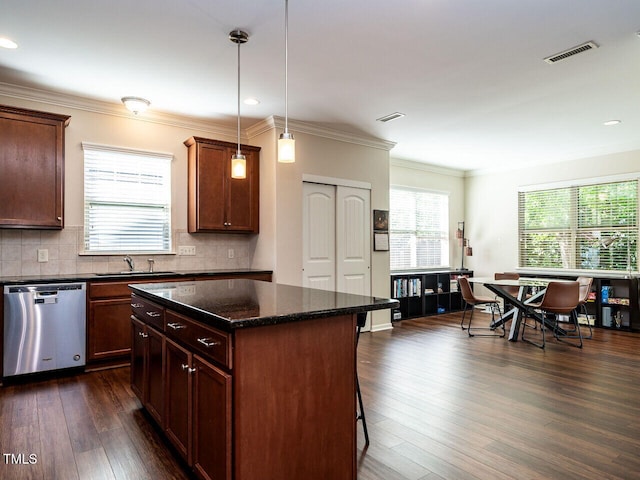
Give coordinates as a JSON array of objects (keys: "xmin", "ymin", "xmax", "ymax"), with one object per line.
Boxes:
[{"xmin": 129, "ymin": 278, "xmax": 398, "ymax": 480}]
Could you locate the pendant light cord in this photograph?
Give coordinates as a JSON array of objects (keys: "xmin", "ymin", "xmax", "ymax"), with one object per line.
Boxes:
[
  {"xmin": 284, "ymin": 0, "xmax": 289, "ymax": 134},
  {"xmin": 236, "ymin": 38, "xmax": 242, "ymax": 156}
]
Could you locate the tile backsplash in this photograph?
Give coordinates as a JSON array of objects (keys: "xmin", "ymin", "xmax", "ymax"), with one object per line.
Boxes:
[{"xmin": 0, "ymin": 226, "xmax": 253, "ymax": 277}]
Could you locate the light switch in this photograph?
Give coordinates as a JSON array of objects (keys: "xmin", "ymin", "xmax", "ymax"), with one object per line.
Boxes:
[{"xmin": 37, "ymin": 249, "xmax": 48, "ymax": 262}]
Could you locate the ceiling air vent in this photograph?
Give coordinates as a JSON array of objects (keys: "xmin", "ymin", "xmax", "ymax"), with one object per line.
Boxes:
[
  {"xmin": 543, "ymin": 41, "xmax": 598, "ymax": 64},
  {"xmin": 376, "ymin": 112, "xmax": 405, "ymax": 123}
]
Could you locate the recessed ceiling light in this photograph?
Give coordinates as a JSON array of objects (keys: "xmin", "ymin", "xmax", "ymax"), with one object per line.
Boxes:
[
  {"xmin": 244, "ymin": 97, "xmax": 259, "ymax": 106},
  {"xmin": 603, "ymin": 120, "xmax": 621, "ymax": 126},
  {"xmin": 0, "ymin": 37, "xmax": 18, "ymax": 49}
]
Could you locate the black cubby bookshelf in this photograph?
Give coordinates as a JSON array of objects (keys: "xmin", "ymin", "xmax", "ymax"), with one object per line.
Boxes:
[
  {"xmin": 519, "ymin": 273, "xmax": 639, "ymax": 332},
  {"xmin": 390, "ymin": 270, "xmax": 473, "ymax": 321}
]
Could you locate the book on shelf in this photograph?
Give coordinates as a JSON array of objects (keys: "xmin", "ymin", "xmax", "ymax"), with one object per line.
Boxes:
[{"xmin": 393, "ymin": 277, "xmax": 422, "ymax": 298}]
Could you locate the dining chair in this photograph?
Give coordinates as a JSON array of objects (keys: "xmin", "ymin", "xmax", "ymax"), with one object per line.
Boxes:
[
  {"xmin": 494, "ymin": 272, "xmax": 521, "ymax": 314},
  {"xmin": 522, "ymin": 281, "xmax": 582, "ymax": 349},
  {"xmin": 575, "ymin": 276, "xmax": 594, "ymax": 339},
  {"xmin": 458, "ymin": 277, "xmax": 504, "ymax": 337},
  {"xmin": 494, "ymin": 272, "xmax": 520, "ymax": 297}
]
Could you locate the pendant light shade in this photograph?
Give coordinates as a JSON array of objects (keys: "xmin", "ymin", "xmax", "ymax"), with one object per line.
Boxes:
[
  {"xmin": 278, "ymin": 132, "xmax": 295, "ymax": 163},
  {"xmin": 278, "ymin": 0, "xmax": 295, "ymax": 163},
  {"xmin": 229, "ymin": 29, "xmax": 248, "ymax": 179}
]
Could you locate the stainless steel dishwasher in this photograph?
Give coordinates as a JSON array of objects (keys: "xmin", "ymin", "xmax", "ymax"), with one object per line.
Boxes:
[{"xmin": 3, "ymin": 282, "xmax": 86, "ymax": 377}]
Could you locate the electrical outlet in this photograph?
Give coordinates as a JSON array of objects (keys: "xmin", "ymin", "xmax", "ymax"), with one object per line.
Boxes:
[
  {"xmin": 177, "ymin": 284, "xmax": 197, "ymax": 296},
  {"xmin": 228, "ymin": 248, "xmax": 235, "ymax": 259},
  {"xmin": 178, "ymin": 246, "xmax": 196, "ymax": 256},
  {"xmin": 37, "ymin": 248, "xmax": 48, "ymax": 263}
]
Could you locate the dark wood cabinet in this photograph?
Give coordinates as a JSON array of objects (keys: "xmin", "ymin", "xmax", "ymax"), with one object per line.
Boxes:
[
  {"xmin": 87, "ymin": 278, "xmax": 183, "ymax": 368},
  {"xmin": 131, "ymin": 316, "xmax": 165, "ymax": 427},
  {"xmin": 135, "ymin": 321, "xmax": 232, "ymax": 480},
  {"xmin": 192, "ymin": 356, "xmax": 232, "ymax": 480},
  {"xmin": 165, "ymin": 337, "xmax": 193, "ymax": 463},
  {"xmin": 88, "ymin": 274, "xmax": 269, "ymax": 369},
  {"xmin": 0, "ymin": 105, "xmax": 70, "ymax": 229},
  {"xmin": 184, "ymin": 136, "xmax": 260, "ymax": 233},
  {"xmin": 88, "ymin": 297, "xmax": 132, "ymax": 362}
]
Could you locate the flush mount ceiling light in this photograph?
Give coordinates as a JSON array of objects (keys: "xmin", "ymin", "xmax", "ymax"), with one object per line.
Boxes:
[
  {"xmin": 278, "ymin": 0, "xmax": 295, "ymax": 163},
  {"xmin": 0, "ymin": 37, "xmax": 18, "ymax": 49},
  {"xmin": 121, "ymin": 97, "xmax": 150, "ymax": 115},
  {"xmin": 229, "ymin": 29, "xmax": 249, "ymax": 180},
  {"xmin": 603, "ymin": 119, "xmax": 621, "ymax": 126}
]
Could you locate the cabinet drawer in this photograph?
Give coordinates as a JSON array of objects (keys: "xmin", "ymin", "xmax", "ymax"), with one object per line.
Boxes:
[
  {"xmin": 131, "ymin": 295, "xmax": 165, "ymax": 330},
  {"xmin": 165, "ymin": 310, "xmax": 231, "ymax": 368},
  {"xmin": 90, "ymin": 281, "xmax": 131, "ymax": 299}
]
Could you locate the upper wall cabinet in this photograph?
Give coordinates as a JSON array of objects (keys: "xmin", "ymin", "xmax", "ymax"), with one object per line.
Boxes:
[
  {"xmin": 0, "ymin": 105, "xmax": 70, "ymax": 229},
  {"xmin": 184, "ymin": 136, "xmax": 260, "ymax": 234}
]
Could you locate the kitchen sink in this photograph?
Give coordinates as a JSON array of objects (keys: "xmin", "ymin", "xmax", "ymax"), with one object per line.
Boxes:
[{"xmin": 95, "ymin": 271, "xmax": 177, "ymax": 276}]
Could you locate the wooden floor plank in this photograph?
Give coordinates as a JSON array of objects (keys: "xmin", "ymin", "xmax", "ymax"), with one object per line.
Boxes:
[{"xmin": 0, "ymin": 312, "xmax": 639, "ymax": 479}]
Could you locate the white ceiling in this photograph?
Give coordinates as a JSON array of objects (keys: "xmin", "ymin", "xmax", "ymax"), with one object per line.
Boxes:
[{"xmin": 2, "ymin": 0, "xmax": 640, "ymax": 173}]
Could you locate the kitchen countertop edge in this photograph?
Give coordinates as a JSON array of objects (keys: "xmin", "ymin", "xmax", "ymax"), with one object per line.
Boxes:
[
  {"xmin": 0, "ymin": 269, "xmax": 273, "ymax": 285},
  {"xmin": 130, "ymin": 281, "xmax": 399, "ymax": 332}
]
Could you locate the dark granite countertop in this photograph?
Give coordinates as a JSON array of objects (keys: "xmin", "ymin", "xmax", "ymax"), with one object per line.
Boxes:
[
  {"xmin": 0, "ymin": 268, "xmax": 272, "ymax": 285},
  {"xmin": 130, "ymin": 279, "xmax": 399, "ymax": 331}
]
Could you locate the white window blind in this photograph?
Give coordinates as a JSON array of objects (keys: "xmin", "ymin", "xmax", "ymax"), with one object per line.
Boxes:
[
  {"xmin": 519, "ymin": 179, "xmax": 638, "ymax": 272},
  {"xmin": 83, "ymin": 143, "xmax": 172, "ymax": 253},
  {"xmin": 390, "ymin": 187, "xmax": 449, "ymax": 270}
]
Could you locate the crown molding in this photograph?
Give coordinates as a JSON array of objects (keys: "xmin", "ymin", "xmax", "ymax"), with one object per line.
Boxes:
[
  {"xmin": 390, "ymin": 157, "xmax": 466, "ymax": 177},
  {"xmin": 0, "ymin": 82, "xmax": 396, "ymax": 151},
  {"xmin": 0, "ymin": 81, "xmax": 237, "ymax": 138},
  {"xmin": 247, "ymin": 115, "xmax": 396, "ymax": 152}
]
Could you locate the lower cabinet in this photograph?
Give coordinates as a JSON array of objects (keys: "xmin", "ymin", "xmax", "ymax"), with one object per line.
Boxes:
[
  {"xmin": 131, "ymin": 317, "xmax": 165, "ymax": 427},
  {"xmin": 88, "ymin": 298, "xmax": 132, "ymax": 362},
  {"xmin": 131, "ymin": 294, "xmax": 354, "ymax": 480},
  {"xmin": 89, "ymin": 279, "xmax": 181, "ymax": 366},
  {"xmin": 133, "ymin": 311, "xmax": 231, "ymax": 480}
]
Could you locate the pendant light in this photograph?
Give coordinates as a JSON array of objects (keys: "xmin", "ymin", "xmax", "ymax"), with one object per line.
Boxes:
[
  {"xmin": 278, "ymin": 0, "xmax": 295, "ymax": 163},
  {"xmin": 229, "ymin": 29, "xmax": 248, "ymax": 179}
]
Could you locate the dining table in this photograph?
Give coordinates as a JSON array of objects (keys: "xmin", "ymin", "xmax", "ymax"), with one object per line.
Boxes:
[{"xmin": 467, "ymin": 276, "xmax": 574, "ymax": 341}]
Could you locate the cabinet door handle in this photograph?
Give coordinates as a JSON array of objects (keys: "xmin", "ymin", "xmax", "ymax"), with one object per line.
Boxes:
[
  {"xmin": 181, "ymin": 363, "xmax": 196, "ymax": 374},
  {"xmin": 131, "ymin": 303, "xmax": 143, "ymax": 308},
  {"xmin": 146, "ymin": 311, "xmax": 161, "ymax": 318},
  {"xmin": 57, "ymin": 216, "xmax": 62, "ymax": 221},
  {"xmin": 167, "ymin": 322, "xmax": 186, "ymax": 330},
  {"xmin": 197, "ymin": 337, "xmax": 220, "ymax": 348},
  {"xmin": 224, "ymin": 222, "xmax": 231, "ymax": 226},
  {"xmin": 138, "ymin": 332, "xmax": 148, "ymax": 338}
]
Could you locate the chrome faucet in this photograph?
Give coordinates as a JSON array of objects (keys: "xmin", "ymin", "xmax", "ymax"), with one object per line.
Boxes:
[
  {"xmin": 124, "ymin": 255, "xmax": 135, "ymax": 271},
  {"xmin": 148, "ymin": 258, "xmax": 155, "ymax": 273}
]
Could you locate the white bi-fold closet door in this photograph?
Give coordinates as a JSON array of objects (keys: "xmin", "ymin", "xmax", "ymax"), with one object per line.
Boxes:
[{"xmin": 302, "ymin": 181, "xmax": 371, "ymax": 297}]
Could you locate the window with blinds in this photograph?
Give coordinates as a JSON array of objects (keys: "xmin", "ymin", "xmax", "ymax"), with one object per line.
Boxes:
[
  {"xmin": 519, "ymin": 178, "xmax": 638, "ymax": 272},
  {"xmin": 390, "ymin": 187, "xmax": 449, "ymax": 270},
  {"xmin": 83, "ymin": 143, "xmax": 172, "ymax": 253}
]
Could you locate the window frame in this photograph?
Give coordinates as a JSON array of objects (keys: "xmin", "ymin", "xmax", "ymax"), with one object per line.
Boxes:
[
  {"xmin": 389, "ymin": 185, "xmax": 450, "ymax": 271},
  {"xmin": 518, "ymin": 174, "xmax": 639, "ymax": 273},
  {"xmin": 82, "ymin": 142, "xmax": 173, "ymax": 255}
]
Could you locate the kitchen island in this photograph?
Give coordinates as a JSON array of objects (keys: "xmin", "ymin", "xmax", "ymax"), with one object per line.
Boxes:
[{"xmin": 129, "ymin": 279, "xmax": 398, "ymax": 480}]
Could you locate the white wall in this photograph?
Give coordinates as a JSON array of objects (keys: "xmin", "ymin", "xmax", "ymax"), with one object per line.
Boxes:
[
  {"xmin": 465, "ymin": 150, "xmax": 640, "ymax": 293},
  {"xmin": 390, "ymin": 159, "xmax": 466, "ymax": 270}
]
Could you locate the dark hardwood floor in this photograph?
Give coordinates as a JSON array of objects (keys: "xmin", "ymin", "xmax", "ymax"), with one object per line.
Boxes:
[{"xmin": 1, "ymin": 312, "xmax": 639, "ymax": 479}]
